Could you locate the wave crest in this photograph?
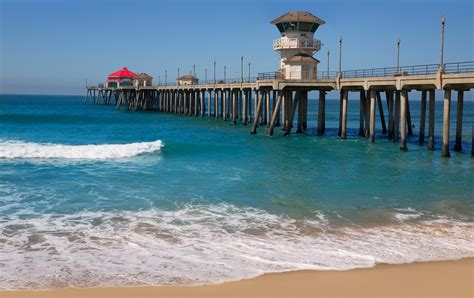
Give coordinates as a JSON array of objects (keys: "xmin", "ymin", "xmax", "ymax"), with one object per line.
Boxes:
[{"xmin": 0, "ymin": 140, "xmax": 163, "ymax": 159}]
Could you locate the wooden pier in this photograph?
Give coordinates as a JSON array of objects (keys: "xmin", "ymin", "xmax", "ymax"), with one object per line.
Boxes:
[{"xmin": 86, "ymin": 61, "xmax": 474, "ymax": 157}]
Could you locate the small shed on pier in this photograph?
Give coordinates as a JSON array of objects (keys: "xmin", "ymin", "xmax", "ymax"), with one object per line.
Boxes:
[
  {"xmin": 177, "ymin": 75, "xmax": 198, "ymax": 86},
  {"xmin": 134, "ymin": 73, "xmax": 153, "ymax": 87}
]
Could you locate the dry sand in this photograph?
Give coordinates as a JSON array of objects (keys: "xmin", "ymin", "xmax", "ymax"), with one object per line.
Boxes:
[{"xmin": 2, "ymin": 258, "xmax": 473, "ymax": 298}]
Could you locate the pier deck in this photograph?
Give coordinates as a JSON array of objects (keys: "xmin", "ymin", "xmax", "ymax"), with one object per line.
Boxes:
[{"xmin": 86, "ymin": 61, "xmax": 474, "ymax": 157}]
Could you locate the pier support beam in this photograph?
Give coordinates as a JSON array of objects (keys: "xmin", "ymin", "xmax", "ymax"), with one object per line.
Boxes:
[
  {"xmin": 376, "ymin": 91, "xmax": 387, "ymax": 134},
  {"xmin": 232, "ymin": 90, "xmax": 237, "ymax": 123},
  {"xmin": 268, "ymin": 91, "xmax": 283, "ymax": 136},
  {"xmin": 208, "ymin": 91, "xmax": 212, "ymax": 118},
  {"xmin": 400, "ymin": 90, "xmax": 408, "ymax": 151},
  {"xmin": 441, "ymin": 89, "xmax": 452, "ymax": 157},
  {"xmin": 393, "ymin": 91, "xmax": 400, "ymax": 142},
  {"xmin": 251, "ymin": 91, "xmax": 263, "ymax": 134},
  {"xmin": 369, "ymin": 90, "xmax": 376, "ymax": 143},
  {"xmin": 453, "ymin": 90, "xmax": 464, "ymax": 152},
  {"xmin": 406, "ymin": 96, "xmax": 413, "ymax": 136},
  {"xmin": 359, "ymin": 91, "xmax": 366, "ymax": 137},
  {"xmin": 242, "ymin": 90, "xmax": 248, "ymax": 125},
  {"xmin": 317, "ymin": 90, "xmax": 326, "ymax": 135},
  {"xmin": 338, "ymin": 92, "xmax": 343, "ymax": 136},
  {"xmin": 285, "ymin": 91, "xmax": 299, "ymax": 136},
  {"xmin": 419, "ymin": 91, "xmax": 427, "ymax": 145},
  {"xmin": 301, "ymin": 92, "xmax": 307, "ymax": 130},
  {"xmin": 223, "ymin": 90, "xmax": 227, "ymax": 121},
  {"xmin": 296, "ymin": 91, "xmax": 304, "ymax": 134},
  {"xmin": 386, "ymin": 91, "xmax": 394, "ymax": 139},
  {"xmin": 364, "ymin": 91, "xmax": 370, "ymax": 138},
  {"xmin": 265, "ymin": 91, "xmax": 271, "ymax": 127},
  {"xmin": 428, "ymin": 90, "xmax": 435, "ymax": 151},
  {"xmin": 341, "ymin": 89, "xmax": 348, "ymax": 139}
]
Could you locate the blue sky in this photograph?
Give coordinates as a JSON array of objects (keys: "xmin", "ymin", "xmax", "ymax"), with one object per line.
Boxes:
[{"xmin": 1, "ymin": 0, "xmax": 473, "ymax": 95}]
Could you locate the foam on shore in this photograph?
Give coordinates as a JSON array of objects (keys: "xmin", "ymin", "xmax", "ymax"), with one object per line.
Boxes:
[{"xmin": 0, "ymin": 203, "xmax": 472, "ymax": 289}]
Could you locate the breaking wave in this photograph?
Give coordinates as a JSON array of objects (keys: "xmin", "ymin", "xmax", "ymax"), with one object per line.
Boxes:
[
  {"xmin": 0, "ymin": 203, "xmax": 473, "ymax": 289},
  {"xmin": 0, "ymin": 140, "xmax": 163, "ymax": 159}
]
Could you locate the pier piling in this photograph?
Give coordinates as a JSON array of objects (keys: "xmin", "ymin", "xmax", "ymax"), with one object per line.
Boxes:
[
  {"xmin": 453, "ymin": 90, "xmax": 464, "ymax": 152},
  {"xmin": 442, "ymin": 89, "xmax": 452, "ymax": 157}
]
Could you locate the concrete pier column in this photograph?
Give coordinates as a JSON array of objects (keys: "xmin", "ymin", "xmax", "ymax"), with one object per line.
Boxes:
[
  {"xmin": 251, "ymin": 91, "xmax": 263, "ymax": 134},
  {"xmin": 281, "ymin": 91, "xmax": 287, "ymax": 130},
  {"xmin": 208, "ymin": 91, "xmax": 212, "ymax": 118},
  {"xmin": 247, "ymin": 89, "xmax": 253, "ymax": 123},
  {"xmin": 400, "ymin": 90, "xmax": 408, "ymax": 151},
  {"xmin": 406, "ymin": 95, "xmax": 413, "ymax": 136},
  {"xmin": 301, "ymin": 92, "xmax": 307, "ymax": 130},
  {"xmin": 428, "ymin": 90, "xmax": 435, "ymax": 150},
  {"xmin": 242, "ymin": 90, "xmax": 248, "ymax": 125},
  {"xmin": 268, "ymin": 91, "xmax": 283, "ymax": 136},
  {"xmin": 393, "ymin": 91, "xmax": 400, "ymax": 142},
  {"xmin": 222, "ymin": 90, "xmax": 227, "ymax": 121},
  {"xmin": 376, "ymin": 92, "xmax": 387, "ymax": 134},
  {"xmin": 266, "ymin": 91, "xmax": 271, "ymax": 127},
  {"xmin": 200, "ymin": 90, "xmax": 205, "ymax": 117},
  {"xmin": 441, "ymin": 89, "xmax": 452, "ymax": 157},
  {"xmin": 419, "ymin": 91, "xmax": 427, "ymax": 145},
  {"xmin": 296, "ymin": 91, "xmax": 303, "ymax": 134},
  {"xmin": 259, "ymin": 91, "xmax": 264, "ymax": 126},
  {"xmin": 317, "ymin": 90, "xmax": 326, "ymax": 135},
  {"xmin": 194, "ymin": 90, "xmax": 199, "ymax": 116},
  {"xmin": 386, "ymin": 91, "xmax": 394, "ymax": 139},
  {"xmin": 369, "ymin": 90, "xmax": 376, "ymax": 143},
  {"xmin": 338, "ymin": 92, "xmax": 343, "ymax": 136},
  {"xmin": 214, "ymin": 90, "xmax": 218, "ymax": 119},
  {"xmin": 285, "ymin": 91, "xmax": 299, "ymax": 136},
  {"xmin": 364, "ymin": 90, "xmax": 370, "ymax": 138},
  {"xmin": 285, "ymin": 91, "xmax": 293, "ymax": 130},
  {"xmin": 359, "ymin": 91, "xmax": 366, "ymax": 137},
  {"xmin": 453, "ymin": 90, "xmax": 464, "ymax": 152},
  {"xmin": 341, "ymin": 89, "xmax": 348, "ymax": 139},
  {"xmin": 232, "ymin": 90, "xmax": 237, "ymax": 123}
]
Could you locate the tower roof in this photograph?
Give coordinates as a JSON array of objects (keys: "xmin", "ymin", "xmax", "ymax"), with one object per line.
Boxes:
[
  {"xmin": 108, "ymin": 67, "xmax": 138, "ymax": 78},
  {"xmin": 271, "ymin": 11, "xmax": 325, "ymax": 25},
  {"xmin": 287, "ymin": 53, "xmax": 320, "ymax": 63}
]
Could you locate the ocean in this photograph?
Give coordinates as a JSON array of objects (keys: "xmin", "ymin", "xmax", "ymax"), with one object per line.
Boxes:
[{"xmin": 0, "ymin": 94, "xmax": 473, "ymax": 289}]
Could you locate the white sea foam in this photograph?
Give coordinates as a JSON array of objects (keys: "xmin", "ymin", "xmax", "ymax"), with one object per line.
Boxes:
[
  {"xmin": 0, "ymin": 203, "xmax": 473, "ymax": 289},
  {"xmin": 0, "ymin": 140, "xmax": 163, "ymax": 159}
]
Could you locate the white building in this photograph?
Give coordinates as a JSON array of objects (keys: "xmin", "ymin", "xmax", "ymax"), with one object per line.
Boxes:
[
  {"xmin": 271, "ymin": 11, "xmax": 325, "ymax": 80},
  {"xmin": 177, "ymin": 75, "xmax": 198, "ymax": 86}
]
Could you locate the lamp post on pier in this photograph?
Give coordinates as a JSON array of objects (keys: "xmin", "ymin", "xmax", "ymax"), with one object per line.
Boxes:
[
  {"xmin": 327, "ymin": 50, "xmax": 330, "ymax": 79},
  {"xmin": 248, "ymin": 62, "xmax": 251, "ymax": 83},
  {"xmin": 440, "ymin": 16, "xmax": 446, "ymax": 71},
  {"xmin": 338, "ymin": 36, "xmax": 343, "ymax": 76},
  {"xmin": 224, "ymin": 65, "xmax": 227, "ymax": 82},
  {"xmin": 165, "ymin": 70, "xmax": 167, "ymax": 87},
  {"xmin": 396, "ymin": 37, "xmax": 400, "ymax": 72},
  {"xmin": 177, "ymin": 67, "xmax": 180, "ymax": 86},
  {"xmin": 193, "ymin": 64, "xmax": 196, "ymax": 77},
  {"xmin": 241, "ymin": 56, "xmax": 244, "ymax": 83},
  {"xmin": 205, "ymin": 68, "xmax": 207, "ymax": 83},
  {"xmin": 213, "ymin": 61, "xmax": 216, "ymax": 85}
]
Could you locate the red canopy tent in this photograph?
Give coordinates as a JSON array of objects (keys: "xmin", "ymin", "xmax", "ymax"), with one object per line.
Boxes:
[{"xmin": 108, "ymin": 67, "xmax": 138, "ymax": 79}]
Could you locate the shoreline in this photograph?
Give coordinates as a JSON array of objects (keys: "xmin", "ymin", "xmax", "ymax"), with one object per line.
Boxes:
[{"xmin": 2, "ymin": 258, "xmax": 472, "ymax": 298}]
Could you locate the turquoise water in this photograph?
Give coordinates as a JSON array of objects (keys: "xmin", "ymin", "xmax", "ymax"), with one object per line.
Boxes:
[{"xmin": 0, "ymin": 94, "xmax": 473, "ymax": 289}]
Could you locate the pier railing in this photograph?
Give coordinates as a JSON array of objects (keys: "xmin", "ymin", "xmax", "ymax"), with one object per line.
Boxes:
[
  {"xmin": 443, "ymin": 61, "xmax": 474, "ymax": 74},
  {"xmin": 90, "ymin": 61, "xmax": 474, "ymax": 88}
]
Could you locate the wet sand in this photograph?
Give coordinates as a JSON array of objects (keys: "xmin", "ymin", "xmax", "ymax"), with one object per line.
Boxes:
[{"xmin": 2, "ymin": 258, "xmax": 473, "ymax": 298}]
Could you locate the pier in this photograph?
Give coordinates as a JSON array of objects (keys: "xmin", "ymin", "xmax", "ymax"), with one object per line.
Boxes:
[{"xmin": 85, "ymin": 12, "xmax": 474, "ymax": 158}]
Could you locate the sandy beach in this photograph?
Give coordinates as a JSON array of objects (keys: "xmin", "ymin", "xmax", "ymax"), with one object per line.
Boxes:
[{"xmin": 2, "ymin": 258, "xmax": 472, "ymax": 298}]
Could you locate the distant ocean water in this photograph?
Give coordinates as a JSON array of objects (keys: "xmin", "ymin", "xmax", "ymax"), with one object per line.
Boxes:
[{"xmin": 0, "ymin": 94, "xmax": 473, "ymax": 289}]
